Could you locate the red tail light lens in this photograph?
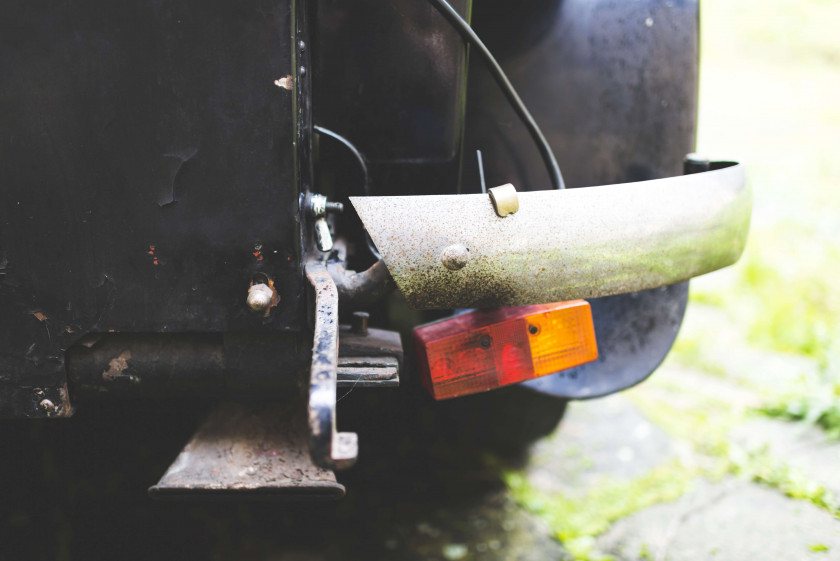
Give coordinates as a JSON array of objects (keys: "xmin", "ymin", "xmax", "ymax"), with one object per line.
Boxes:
[{"xmin": 413, "ymin": 301, "xmax": 598, "ymax": 400}]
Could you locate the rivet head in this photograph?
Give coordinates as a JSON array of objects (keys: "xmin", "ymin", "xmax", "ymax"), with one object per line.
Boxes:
[{"xmin": 441, "ymin": 244, "xmax": 469, "ymax": 271}]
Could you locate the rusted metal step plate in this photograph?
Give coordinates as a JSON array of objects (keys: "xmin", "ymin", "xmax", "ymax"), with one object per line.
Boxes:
[
  {"xmin": 149, "ymin": 400, "xmax": 345, "ymax": 501},
  {"xmin": 337, "ymin": 356, "xmax": 399, "ymax": 387}
]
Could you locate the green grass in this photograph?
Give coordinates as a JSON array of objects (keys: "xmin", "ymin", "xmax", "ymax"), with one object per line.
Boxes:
[
  {"xmin": 630, "ymin": 382, "xmax": 840, "ymax": 517},
  {"xmin": 730, "ymin": 445, "xmax": 840, "ymax": 515},
  {"xmin": 506, "ymin": 376, "xmax": 840, "ymax": 560},
  {"xmin": 505, "ymin": 459, "xmax": 695, "ymax": 561},
  {"xmin": 686, "ymin": 0, "xmax": 840, "ymax": 436}
]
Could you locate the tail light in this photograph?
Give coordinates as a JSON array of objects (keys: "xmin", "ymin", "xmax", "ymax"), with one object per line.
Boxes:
[{"xmin": 413, "ymin": 301, "xmax": 598, "ymax": 400}]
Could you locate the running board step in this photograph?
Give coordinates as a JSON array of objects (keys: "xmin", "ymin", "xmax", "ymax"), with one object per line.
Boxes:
[{"xmin": 148, "ymin": 400, "xmax": 345, "ymax": 501}]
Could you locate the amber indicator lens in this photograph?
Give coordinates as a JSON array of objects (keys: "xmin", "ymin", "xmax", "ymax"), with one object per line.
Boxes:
[{"xmin": 413, "ymin": 301, "xmax": 598, "ymax": 400}]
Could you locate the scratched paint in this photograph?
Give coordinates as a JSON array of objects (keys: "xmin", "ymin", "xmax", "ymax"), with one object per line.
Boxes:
[{"xmin": 102, "ymin": 350, "xmax": 132, "ymax": 381}]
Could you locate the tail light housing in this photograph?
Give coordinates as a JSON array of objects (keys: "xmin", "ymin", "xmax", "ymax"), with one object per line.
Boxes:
[{"xmin": 413, "ymin": 301, "xmax": 598, "ymax": 400}]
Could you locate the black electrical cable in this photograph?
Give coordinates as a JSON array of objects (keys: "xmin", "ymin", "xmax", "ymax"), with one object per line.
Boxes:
[
  {"xmin": 314, "ymin": 125, "xmax": 370, "ymax": 196},
  {"xmin": 313, "ymin": 125, "xmax": 382, "ymax": 260},
  {"xmin": 428, "ymin": 0, "xmax": 566, "ymax": 190}
]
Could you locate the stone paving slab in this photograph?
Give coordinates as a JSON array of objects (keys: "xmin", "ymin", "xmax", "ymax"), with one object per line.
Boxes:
[
  {"xmin": 675, "ymin": 305, "xmax": 820, "ymax": 395},
  {"xmin": 374, "ymin": 492, "xmax": 566, "ymax": 561},
  {"xmin": 599, "ymin": 478, "xmax": 840, "ymax": 561},
  {"xmin": 525, "ymin": 395, "xmax": 681, "ymax": 498},
  {"xmin": 731, "ymin": 417, "xmax": 840, "ymax": 498}
]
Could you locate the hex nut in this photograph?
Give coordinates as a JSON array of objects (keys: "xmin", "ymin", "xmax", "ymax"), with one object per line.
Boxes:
[{"xmin": 441, "ymin": 244, "xmax": 469, "ymax": 271}]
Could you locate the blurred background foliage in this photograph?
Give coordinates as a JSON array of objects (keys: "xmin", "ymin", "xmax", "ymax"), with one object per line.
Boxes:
[{"xmin": 676, "ymin": 0, "xmax": 840, "ymax": 436}]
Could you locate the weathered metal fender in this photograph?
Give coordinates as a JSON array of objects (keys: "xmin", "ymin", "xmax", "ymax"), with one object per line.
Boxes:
[{"xmin": 352, "ymin": 162, "xmax": 750, "ymax": 310}]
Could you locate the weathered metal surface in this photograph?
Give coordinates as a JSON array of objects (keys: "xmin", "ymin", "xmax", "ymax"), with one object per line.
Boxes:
[
  {"xmin": 312, "ymin": 0, "xmax": 471, "ymax": 197},
  {"xmin": 65, "ymin": 322, "xmax": 402, "ymax": 397},
  {"xmin": 337, "ymin": 356, "xmax": 399, "ymax": 388},
  {"xmin": 339, "ymin": 325, "xmax": 403, "ymax": 365},
  {"xmin": 458, "ymin": 0, "xmax": 703, "ymax": 400},
  {"xmin": 463, "ymin": 0, "xmax": 700, "ymax": 191},
  {"xmin": 66, "ymin": 333, "xmax": 308, "ymax": 399},
  {"xmin": 336, "ymin": 321, "xmax": 402, "ymax": 388},
  {"xmin": 326, "ymin": 258, "xmax": 395, "ymax": 308},
  {"xmin": 352, "ymin": 162, "xmax": 750, "ymax": 310},
  {"xmin": 305, "ymin": 262, "xmax": 358, "ymax": 469},
  {"xmin": 149, "ymin": 401, "xmax": 345, "ymax": 500},
  {"xmin": 0, "ymin": 0, "xmax": 303, "ymax": 417}
]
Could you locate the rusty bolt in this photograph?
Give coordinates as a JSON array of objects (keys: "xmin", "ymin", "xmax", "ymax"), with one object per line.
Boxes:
[
  {"xmin": 39, "ymin": 399, "xmax": 57, "ymax": 415},
  {"xmin": 247, "ymin": 283, "xmax": 274, "ymax": 313},
  {"xmin": 441, "ymin": 244, "xmax": 469, "ymax": 271},
  {"xmin": 307, "ymin": 194, "xmax": 343, "ymax": 217},
  {"xmin": 351, "ymin": 311, "xmax": 370, "ymax": 336},
  {"xmin": 325, "ymin": 201, "xmax": 344, "ymax": 214}
]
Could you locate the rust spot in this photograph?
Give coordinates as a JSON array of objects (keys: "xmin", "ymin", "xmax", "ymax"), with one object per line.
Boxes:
[
  {"xmin": 103, "ymin": 350, "xmax": 132, "ymax": 381},
  {"xmin": 148, "ymin": 245, "xmax": 160, "ymax": 266}
]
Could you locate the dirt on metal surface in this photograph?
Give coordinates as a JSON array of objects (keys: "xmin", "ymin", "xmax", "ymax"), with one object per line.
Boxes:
[
  {"xmin": 149, "ymin": 401, "xmax": 345, "ymax": 500},
  {"xmin": 352, "ymin": 163, "xmax": 750, "ymax": 309}
]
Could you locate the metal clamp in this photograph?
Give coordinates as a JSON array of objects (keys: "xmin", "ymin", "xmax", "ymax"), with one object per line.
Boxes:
[
  {"xmin": 306, "ymin": 194, "xmax": 344, "ymax": 253},
  {"xmin": 488, "ymin": 183, "xmax": 519, "ymax": 217},
  {"xmin": 304, "ymin": 261, "xmax": 358, "ymax": 470}
]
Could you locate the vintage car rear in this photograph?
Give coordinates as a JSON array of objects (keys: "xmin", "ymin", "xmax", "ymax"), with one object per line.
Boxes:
[{"xmin": 0, "ymin": 0, "xmax": 749, "ymax": 498}]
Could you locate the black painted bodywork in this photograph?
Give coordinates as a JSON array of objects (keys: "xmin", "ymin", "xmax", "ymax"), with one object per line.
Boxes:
[
  {"xmin": 0, "ymin": 0, "xmax": 310, "ymax": 417},
  {"xmin": 0, "ymin": 0, "xmax": 473, "ymax": 417},
  {"xmin": 312, "ymin": 0, "xmax": 471, "ymax": 197},
  {"xmin": 1, "ymin": 0, "xmax": 700, "ymax": 415}
]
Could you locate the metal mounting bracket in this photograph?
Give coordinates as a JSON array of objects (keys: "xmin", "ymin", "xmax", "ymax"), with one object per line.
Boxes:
[{"xmin": 304, "ymin": 261, "xmax": 358, "ymax": 470}]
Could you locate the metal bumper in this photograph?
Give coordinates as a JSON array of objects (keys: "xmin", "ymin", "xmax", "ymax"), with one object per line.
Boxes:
[{"xmin": 352, "ymin": 162, "xmax": 750, "ymax": 309}]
